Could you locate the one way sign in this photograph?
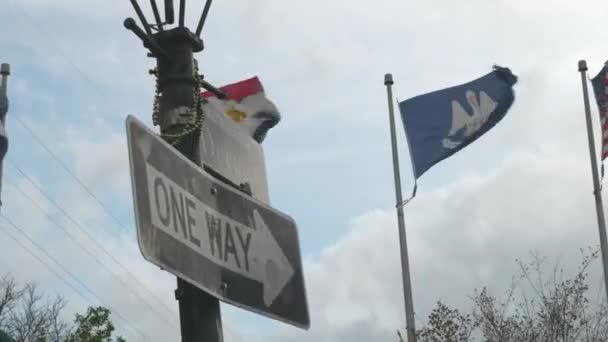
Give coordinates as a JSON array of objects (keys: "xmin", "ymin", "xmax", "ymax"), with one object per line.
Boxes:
[{"xmin": 126, "ymin": 115, "xmax": 309, "ymax": 329}]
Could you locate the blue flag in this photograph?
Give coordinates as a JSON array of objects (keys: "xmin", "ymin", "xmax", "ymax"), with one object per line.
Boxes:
[{"xmin": 398, "ymin": 66, "xmax": 517, "ymax": 179}]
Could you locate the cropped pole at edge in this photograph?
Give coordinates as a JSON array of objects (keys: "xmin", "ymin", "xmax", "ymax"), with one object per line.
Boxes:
[
  {"xmin": 150, "ymin": 0, "xmax": 164, "ymax": 31},
  {"xmin": 179, "ymin": 0, "xmax": 186, "ymax": 27},
  {"xmin": 384, "ymin": 73, "xmax": 417, "ymax": 342},
  {"xmin": 164, "ymin": 0, "xmax": 175, "ymax": 24},
  {"xmin": 578, "ymin": 59, "xmax": 608, "ymax": 302}
]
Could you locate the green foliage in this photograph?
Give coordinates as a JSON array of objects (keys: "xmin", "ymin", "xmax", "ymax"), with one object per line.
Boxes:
[
  {"xmin": 0, "ymin": 330, "xmax": 15, "ymax": 342},
  {"xmin": 66, "ymin": 306, "xmax": 125, "ymax": 342},
  {"xmin": 417, "ymin": 301, "xmax": 475, "ymax": 342},
  {"xmin": 0, "ymin": 275, "xmax": 125, "ymax": 342}
]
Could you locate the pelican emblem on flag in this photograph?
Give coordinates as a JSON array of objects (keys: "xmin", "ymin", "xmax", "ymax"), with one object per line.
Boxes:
[
  {"xmin": 399, "ymin": 65, "xmax": 517, "ymax": 178},
  {"xmin": 442, "ymin": 90, "xmax": 497, "ymax": 149}
]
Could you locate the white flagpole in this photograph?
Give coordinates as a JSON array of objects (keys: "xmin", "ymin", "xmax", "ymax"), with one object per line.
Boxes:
[
  {"xmin": 578, "ymin": 60, "xmax": 608, "ymax": 302},
  {"xmin": 384, "ymin": 73, "xmax": 417, "ymax": 342}
]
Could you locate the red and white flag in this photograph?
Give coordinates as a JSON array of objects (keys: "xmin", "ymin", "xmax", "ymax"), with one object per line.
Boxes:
[
  {"xmin": 201, "ymin": 76, "xmax": 280, "ymax": 143},
  {"xmin": 591, "ymin": 65, "xmax": 608, "ymax": 161}
]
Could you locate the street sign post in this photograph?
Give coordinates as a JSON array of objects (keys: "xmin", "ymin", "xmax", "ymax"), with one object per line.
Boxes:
[
  {"xmin": 197, "ymin": 108, "xmax": 270, "ymax": 204},
  {"xmin": 126, "ymin": 115, "xmax": 309, "ymax": 329}
]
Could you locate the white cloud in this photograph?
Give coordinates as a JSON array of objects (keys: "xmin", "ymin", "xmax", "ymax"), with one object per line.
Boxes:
[
  {"xmin": 62, "ymin": 120, "xmax": 130, "ymax": 195},
  {"xmin": 0, "ymin": 173, "xmax": 180, "ymax": 340},
  {"xmin": 264, "ymin": 148, "xmax": 606, "ymax": 341},
  {"xmin": 3, "ymin": 0, "xmax": 608, "ymax": 341}
]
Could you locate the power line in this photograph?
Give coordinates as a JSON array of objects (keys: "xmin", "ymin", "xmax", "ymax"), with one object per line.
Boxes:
[
  {"xmin": 6, "ymin": 160, "xmax": 249, "ymax": 342},
  {"xmin": 10, "ymin": 0, "xmax": 148, "ymax": 236},
  {"xmin": 7, "ymin": 130, "xmax": 249, "ymax": 342},
  {"xmin": 10, "ymin": 113, "xmax": 131, "ymax": 233},
  {"xmin": 9, "ymin": 0, "xmax": 107, "ymax": 96},
  {"xmin": 6, "ymin": 100, "xmax": 182, "ymax": 328},
  {"xmin": 9, "ymin": 4, "xmax": 249, "ymax": 340},
  {"xmin": 4, "ymin": 62, "xmax": 245, "ymax": 342},
  {"xmin": 7, "ymin": 105, "xmax": 249, "ymax": 342},
  {"xmin": 6, "ymin": 160, "xmax": 180, "ymax": 331},
  {"xmin": 0, "ymin": 213, "xmax": 100, "ymax": 306},
  {"xmin": 0, "ymin": 220, "xmax": 151, "ymax": 341},
  {"xmin": 9, "ymin": 0, "xmax": 140, "ymax": 236},
  {"xmin": 0, "ymin": 214, "xmax": 146, "ymax": 341},
  {"xmin": 3, "ymin": 174, "xmax": 180, "ymax": 326}
]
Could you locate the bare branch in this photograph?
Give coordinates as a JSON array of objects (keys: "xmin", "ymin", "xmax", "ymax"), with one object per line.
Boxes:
[
  {"xmin": 0, "ymin": 274, "xmax": 23, "ymax": 330},
  {"xmin": 417, "ymin": 247, "xmax": 608, "ymax": 342}
]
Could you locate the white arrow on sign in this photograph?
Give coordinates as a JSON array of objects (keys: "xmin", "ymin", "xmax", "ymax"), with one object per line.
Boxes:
[
  {"xmin": 251, "ymin": 209, "xmax": 295, "ymax": 306},
  {"xmin": 145, "ymin": 162, "xmax": 294, "ymax": 306}
]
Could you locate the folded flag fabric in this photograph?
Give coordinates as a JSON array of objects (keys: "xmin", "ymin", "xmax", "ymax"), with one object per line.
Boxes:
[
  {"xmin": 591, "ymin": 65, "xmax": 608, "ymax": 161},
  {"xmin": 201, "ymin": 76, "xmax": 280, "ymax": 143},
  {"xmin": 0, "ymin": 66, "xmax": 9, "ymax": 208},
  {"xmin": 398, "ymin": 66, "xmax": 518, "ymax": 179},
  {"xmin": 0, "ymin": 95, "xmax": 8, "ymax": 160},
  {"xmin": 0, "ymin": 70, "xmax": 7, "ymax": 161}
]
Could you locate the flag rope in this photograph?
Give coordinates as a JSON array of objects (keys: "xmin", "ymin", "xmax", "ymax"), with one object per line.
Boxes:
[
  {"xmin": 396, "ymin": 182, "xmax": 417, "ymax": 208},
  {"xmin": 601, "ymin": 163, "xmax": 605, "ymax": 191}
]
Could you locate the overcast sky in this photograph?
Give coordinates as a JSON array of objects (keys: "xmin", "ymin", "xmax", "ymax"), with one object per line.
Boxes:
[{"xmin": 1, "ymin": 0, "xmax": 608, "ymax": 341}]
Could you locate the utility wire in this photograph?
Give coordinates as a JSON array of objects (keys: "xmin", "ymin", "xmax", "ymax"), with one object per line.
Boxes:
[
  {"xmin": 0, "ymin": 220, "xmax": 151, "ymax": 341},
  {"xmin": 9, "ymin": 3, "xmax": 248, "ymax": 340},
  {"xmin": 6, "ymin": 160, "xmax": 180, "ymax": 331},
  {"xmin": 10, "ymin": 113, "xmax": 131, "ymax": 233},
  {"xmin": 4, "ymin": 175, "xmax": 180, "ymax": 325},
  {"xmin": 9, "ymin": 0, "xmax": 107, "ymax": 95},
  {"xmin": 1, "ymin": 213, "xmax": 101, "ymax": 306}
]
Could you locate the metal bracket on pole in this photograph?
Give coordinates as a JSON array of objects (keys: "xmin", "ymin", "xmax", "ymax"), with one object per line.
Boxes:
[
  {"xmin": 124, "ymin": 18, "xmax": 171, "ymax": 60},
  {"xmin": 199, "ymin": 78, "xmax": 226, "ymax": 99}
]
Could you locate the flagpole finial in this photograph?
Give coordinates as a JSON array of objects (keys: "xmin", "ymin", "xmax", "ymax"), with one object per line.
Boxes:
[
  {"xmin": 0, "ymin": 64, "xmax": 9, "ymax": 76},
  {"xmin": 579, "ymin": 60, "xmax": 588, "ymax": 72},
  {"xmin": 384, "ymin": 73, "xmax": 394, "ymax": 86}
]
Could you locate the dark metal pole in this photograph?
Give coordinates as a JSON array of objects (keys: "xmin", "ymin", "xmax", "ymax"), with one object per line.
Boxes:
[
  {"xmin": 151, "ymin": 27, "xmax": 221, "ymax": 342},
  {"xmin": 125, "ymin": 3, "xmax": 226, "ymax": 340},
  {"xmin": 165, "ymin": 0, "xmax": 175, "ymax": 24},
  {"xmin": 150, "ymin": 0, "xmax": 164, "ymax": 31},
  {"xmin": 124, "ymin": 18, "xmax": 171, "ymax": 60},
  {"xmin": 179, "ymin": 0, "xmax": 186, "ymax": 27},
  {"xmin": 578, "ymin": 60, "xmax": 608, "ymax": 302},
  {"xmin": 384, "ymin": 73, "xmax": 417, "ymax": 342},
  {"xmin": 195, "ymin": 0, "xmax": 213, "ymax": 37},
  {"xmin": 176, "ymin": 279, "xmax": 223, "ymax": 341},
  {"xmin": 0, "ymin": 64, "xmax": 9, "ymax": 97},
  {"xmin": 128, "ymin": 0, "xmax": 152, "ymax": 35}
]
